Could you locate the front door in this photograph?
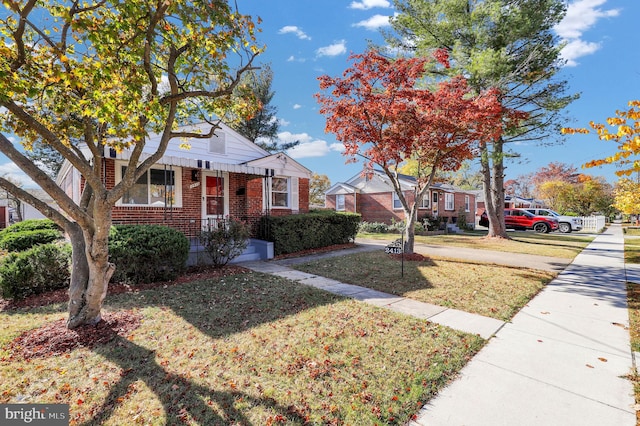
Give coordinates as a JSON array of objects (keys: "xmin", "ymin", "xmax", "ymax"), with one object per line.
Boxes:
[{"xmin": 202, "ymin": 172, "xmax": 228, "ymax": 226}]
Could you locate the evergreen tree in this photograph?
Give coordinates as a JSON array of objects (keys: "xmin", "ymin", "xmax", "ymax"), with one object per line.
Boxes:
[
  {"xmin": 231, "ymin": 64, "xmax": 299, "ymax": 152},
  {"xmin": 388, "ymin": 0, "xmax": 578, "ymax": 237}
]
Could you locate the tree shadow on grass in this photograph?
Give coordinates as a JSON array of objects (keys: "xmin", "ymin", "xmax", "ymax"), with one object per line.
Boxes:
[
  {"xmin": 80, "ymin": 270, "xmax": 342, "ymax": 424},
  {"xmin": 83, "ymin": 334, "xmax": 306, "ymax": 425}
]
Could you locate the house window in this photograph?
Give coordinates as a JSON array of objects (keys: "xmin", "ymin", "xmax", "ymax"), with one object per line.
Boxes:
[
  {"xmin": 433, "ymin": 192, "xmax": 439, "ymax": 203},
  {"xmin": 465, "ymin": 195, "xmax": 470, "ymax": 212},
  {"xmin": 272, "ymin": 177, "xmax": 289, "ymax": 208},
  {"xmin": 392, "ymin": 192, "xmax": 402, "ymax": 209},
  {"xmin": 336, "ymin": 194, "xmax": 345, "ymax": 211},
  {"xmin": 420, "ymin": 193, "xmax": 430, "ymax": 208},
  {"xmin": 445, "ymin": 193, "xmax": 454, "ymax": 211},
  {"xmin": 119, "ymin": 165, "xmax": 181, "ymax": 207}
]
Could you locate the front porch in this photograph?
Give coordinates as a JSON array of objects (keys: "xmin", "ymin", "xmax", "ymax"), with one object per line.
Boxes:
[{"xmin": 112, "ymin": 216, "xmax": 275, "ymax": 265}]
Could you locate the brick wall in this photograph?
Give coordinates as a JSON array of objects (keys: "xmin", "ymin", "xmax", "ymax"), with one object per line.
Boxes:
[{"xmin": 298, "ymin": 178, "xmax": 310, "ymax": 213}]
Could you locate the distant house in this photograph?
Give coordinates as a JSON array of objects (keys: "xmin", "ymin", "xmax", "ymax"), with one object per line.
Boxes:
[
  {"xmin": 475, "ymin": 194, "xmax": 544, "ymax": 216},
  {"xmin": 56, "ymin": 122, "xmax": 312, "ymax": 260},
  {"xmin": 325, "ymin": 170, "xmax": 476, "ymax": 227}
]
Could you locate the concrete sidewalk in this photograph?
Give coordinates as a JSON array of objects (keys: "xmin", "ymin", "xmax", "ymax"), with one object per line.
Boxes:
[{"xmin": 410, "ymin": 223, "xmax": 636, "ymax": 426}]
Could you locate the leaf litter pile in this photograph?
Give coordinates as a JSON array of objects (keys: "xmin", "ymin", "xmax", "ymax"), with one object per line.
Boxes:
[{"xmin": 4, "ymin": 311, "xmax": 142, "ymax": 361}]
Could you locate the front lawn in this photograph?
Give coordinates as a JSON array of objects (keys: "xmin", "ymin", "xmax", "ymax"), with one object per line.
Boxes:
[
  {"xmin": 358, "ymin": 231, "xmax": 593, "ymax": 259},
  {"xmin": 0, "ymin": 270, "xmax": 483, "ymax": 425},
  {"xmin": 292, "ymin": 251, "xmax": 555, "ymax": 321}
]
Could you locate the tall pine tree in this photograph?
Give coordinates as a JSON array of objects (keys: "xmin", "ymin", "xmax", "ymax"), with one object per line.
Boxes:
[{"xmin": 387, "ymin": 0, "xmax": 578, "ymax": 237}]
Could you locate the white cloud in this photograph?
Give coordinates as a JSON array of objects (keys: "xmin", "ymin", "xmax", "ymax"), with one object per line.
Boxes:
[
  {"xmin": 0, "ymin": 162, "xmax": 38, "ymax": 188},
  {"xmin": 555, "ymin": 0, "xmax": 620, "ymax": 66},
  {"xmin": 316, "ymin": 40, "xmax": 347, "ymax": 57},
  {"xmin": 560, "ymin": 39, "xmax": 601, "ymax": 67},
  {"xmin": 293, "ymin": 104, "xmax": 302, "ymax": 110},
  {"xmin": 278, "ymin": 25, "xmax": 311, "ymax": 40},
  {"xmin": 329, "ymin": 143, "xmax": 345, "ymax": 153},
  {"xmin": 278, "ymin": 132, "xmax": 343, "ymax": 158},
  {"xmin": 349, "ymin": 0, "xmax": 391, "ymax": 10},
  {"xmin": 352, "ymin": 14, "xmax": 393, "ymax": 31}
]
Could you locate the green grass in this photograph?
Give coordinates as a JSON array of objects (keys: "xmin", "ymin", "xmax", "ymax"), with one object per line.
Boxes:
[
  {"xmin": 358, "ymin": 231, "xmax": 593, "ymax": 258},
  {"xmin": 623, "ymin": 229, "xmax": 640, "ymax": 423},
  {"xmin": 0, "ymin": 271, "xmax": 483, "ymax": 425},
  {"xmin": 292, "ymin": 251, "xmax": 555, "ymax": 321}
]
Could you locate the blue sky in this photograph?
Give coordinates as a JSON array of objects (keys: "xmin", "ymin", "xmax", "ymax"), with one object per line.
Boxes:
[
  {"xmin": 229, "ymin": 0, "xmax": 639, "ymax": 186},
  {"xmin": 1, "ymin": 0, "xmax": 637, "ymax": 188}
]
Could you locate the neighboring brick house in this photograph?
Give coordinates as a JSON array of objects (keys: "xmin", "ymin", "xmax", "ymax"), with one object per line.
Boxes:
[
  {"xmin": 325, "ymin": 170, "xmax": 476, "ymax": 227},
  {"xmin": 56, "ymin": 122, "xmax": 311, "ymax": 259}
]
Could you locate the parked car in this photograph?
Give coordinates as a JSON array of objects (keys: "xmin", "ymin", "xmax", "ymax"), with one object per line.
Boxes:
[
  {"xmin": 519, "ymin": 208, "xmax": 582, "ymax": 233},
  {"xmin": 478, "ymin": 209, "xmax": 559, "ymax": 233}
]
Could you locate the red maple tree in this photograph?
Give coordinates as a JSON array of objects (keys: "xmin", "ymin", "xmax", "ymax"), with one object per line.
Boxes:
[{"xmin": 316, "ymin": 49, "xmax": 517, "ymax": 251}]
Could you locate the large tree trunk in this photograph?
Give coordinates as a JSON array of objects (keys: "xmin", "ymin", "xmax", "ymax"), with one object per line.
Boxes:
[
  {"xmin": 480, "ymin": 140, "xmax": 509, "ymax": 239},
  {"xmin": 402, "ymin": 204, "xmax": 418, "ymax": 254},
  {"xmin": 67, "ymin": 205, "xmax": 115, "ymax": 329}
]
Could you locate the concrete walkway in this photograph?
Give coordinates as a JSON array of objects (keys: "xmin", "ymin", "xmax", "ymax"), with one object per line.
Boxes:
[
  {"xmin": 240, "ymin": 225, "xmax": 637, "ymax": 425},
  {"xmin": 410, "ymin": 224, "xmax": 636, "ymax": 426}
]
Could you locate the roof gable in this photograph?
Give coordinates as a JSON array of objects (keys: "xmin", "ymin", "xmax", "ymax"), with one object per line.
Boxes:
[{"xmin": 245, "ymin": 153, "xmax": 311, "ymax": 179}]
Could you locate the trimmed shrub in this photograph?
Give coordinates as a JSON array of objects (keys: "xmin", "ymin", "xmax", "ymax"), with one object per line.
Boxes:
[
  {"xmin": 109, "ymin": 225, "xmax": 190, "ymax": 285},
  {"xmin": 359, "ymin": 221, "xmax": 390, "ymax": 233},
  {"xmin": 0, "ymin": 229, "xmax": 63, "ymax": 252},
  {"xmin": 261, "ymin": 212, "xmax": 361, "ymax": 256},
  {"xmin": 0, "ymin": 242, "xmax": 72, "ymax": 300},
  {"xmin": 199, "ymin": 217, "xmax": 250, "ymax": 268},
  {"xmin": 1, "ymin": 219, "xmax": 60, "ymax": 234},
  {"xmin": 0, "ymin": 219, "xmax": 64, "ymax": 252}
]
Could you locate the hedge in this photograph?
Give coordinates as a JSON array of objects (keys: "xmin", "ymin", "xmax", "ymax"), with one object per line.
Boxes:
[
  {"xmin": 261, "ymin": 211, "xmax": 361, "ymax": 256},
  {"xmin": 0, "ymin": 243, "xmax": 72, "ymax": 300},
  {"xmin": 109, "ymin": 224, "xmax": 190, "ymax": 284}
]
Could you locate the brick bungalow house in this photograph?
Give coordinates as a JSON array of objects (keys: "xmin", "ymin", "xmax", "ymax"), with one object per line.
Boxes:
[
  {"xmin": 56, "ymin": 122, "xmax": 311, "ymax": 261},
  {"xmin": 325, "ymin": 170, "xmax": 476, "ymax": 228}
]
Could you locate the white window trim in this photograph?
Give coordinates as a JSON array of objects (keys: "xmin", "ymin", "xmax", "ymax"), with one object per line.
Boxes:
[
  {"xmin": 115, "ymin": 161, "xmax": 183, "ymax": 208},
  {"xmin": 464, "ymin": 195, "xmax": 470, "ymax": 212},
  {"xmin": 444, "ymin": 193, "xmax": 454, "ymax": 211},
  {"xmin": 420, "ymin": 193, "xmax": 430, "ymax": 209},
  {"xmin": 392, "ymin": 192, "xmax": 403, "ymax": 210},
  {"xmin": 271, "ymin": 176, "xmax": 290, "ymax": 209},
  {"xmin": 336, "ymin": 194, "xmax": 345, "ymax": 211}
]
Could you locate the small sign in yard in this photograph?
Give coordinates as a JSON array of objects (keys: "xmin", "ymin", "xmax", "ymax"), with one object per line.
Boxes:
[{"xmin": 385, "ymin": 240, "xmax": 403, "ymax": 254}]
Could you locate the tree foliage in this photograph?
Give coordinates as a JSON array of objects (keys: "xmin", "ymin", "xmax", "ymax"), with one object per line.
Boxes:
[
  {"xmin": 530, "ymin": 162, "xmax": 579, "ymax": 186},
  {"xmin": 309, "ymin": 173, "xmax": 331, "ymax": 206},
  {"xmin": 316, "ymin": 49, "xmax": 511, "ymax": 252},
  {"xmin": 228, "ymin": 64, "xmax": 298, "ymax": 152},
  {"xmin": 388, "ymin": 0, "xmax": 577, "ymax": 238},
  {"xmin": 562, "ymin": 100, "xmax": 640, "ymax": 177},
  {"xmin": 0, "ymin": 0, "xmax": 262, "ymax": 328},
  {"xmin": 536, "ymin": 175, "xmax": 613, "ymax": 216},
  {"xmin": 612, "ymin": 178, "xmax": 640, "ymax": 216}
]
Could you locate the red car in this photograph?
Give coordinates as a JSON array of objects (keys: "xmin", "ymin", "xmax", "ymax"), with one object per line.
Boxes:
[{"xmin": 479, "ymin": 209, "xmax": 558, "ymax": 233}]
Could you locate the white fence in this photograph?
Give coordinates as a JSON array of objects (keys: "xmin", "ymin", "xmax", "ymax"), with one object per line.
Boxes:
[{"xmin": 579, "ymin": 215, "xmax": 606, "ymax": 232}]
